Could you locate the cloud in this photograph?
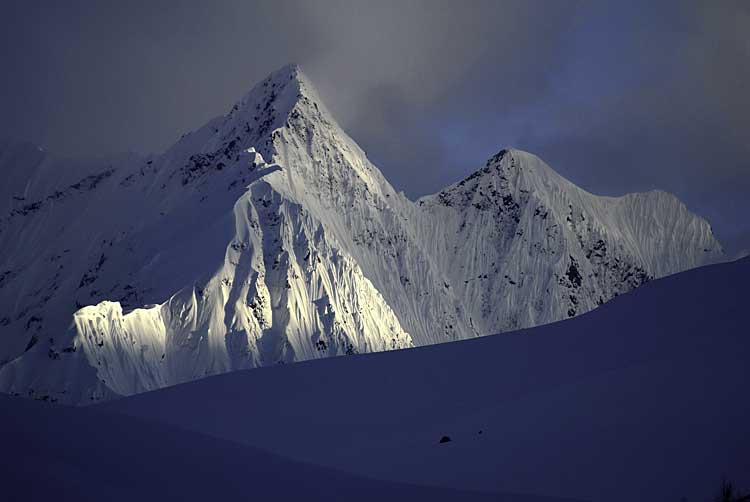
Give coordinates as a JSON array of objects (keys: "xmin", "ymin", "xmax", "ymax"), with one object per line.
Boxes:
[{"xmin": 0, "ymin": 0, "xmax": 747, "ymax": 251}]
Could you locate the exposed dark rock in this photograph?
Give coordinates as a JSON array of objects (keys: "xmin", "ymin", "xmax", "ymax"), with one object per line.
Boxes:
[{"xmin": 566, "ymin": 258, "xmax": 583, "ymax": 288}]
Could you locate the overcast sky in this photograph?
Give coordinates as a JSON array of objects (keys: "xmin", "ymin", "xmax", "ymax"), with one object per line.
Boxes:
[{"xmin": 1, "ymin": 1, "xmax": 748, "ymax": 253}]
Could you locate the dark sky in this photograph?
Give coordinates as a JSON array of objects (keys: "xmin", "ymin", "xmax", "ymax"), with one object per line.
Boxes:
[{"xmin": 2, "ymin": 1, "xmax": 748, "ymax": 254}]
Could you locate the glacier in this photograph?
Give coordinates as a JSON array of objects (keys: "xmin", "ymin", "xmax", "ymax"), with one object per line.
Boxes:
[{"xmin": 0, "ymin": 65, "xmax": 723, "ymax": 403}]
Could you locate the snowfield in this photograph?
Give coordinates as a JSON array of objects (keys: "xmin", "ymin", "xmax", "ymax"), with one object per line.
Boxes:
[
  {"xmin": 0, "ymin": 65, "xmax": 724, "ymax": 403},
  {"xmin": 3, "ymin": 257, "xmax": 747, "ymax": 501},
  {"xmin": 3, "ymin": 395, "xmax": 576, "ymax": 502},
  {"xmin": 99, "ymin": 257, "xmax": 750, "ymax": 502}
]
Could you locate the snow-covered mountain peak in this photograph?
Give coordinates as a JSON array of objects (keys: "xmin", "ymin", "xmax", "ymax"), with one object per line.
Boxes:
[
  {"xmin": 229, "ymin": 64, "xmax": 311, "ymax": 120},
  {"xmin": 0, "ymin": 65, "xmax": 726, "ymax": 404},
  {"xmin": 422, "ymin": 147, "xmax": 559, "ymax": 210},
  {"xmin": 144, "ymin": 64, "xmax": 338, "ymax": 197},
  {"xmin": 221, "ymin": 64, "xmax": 332, "ymax": 140}
]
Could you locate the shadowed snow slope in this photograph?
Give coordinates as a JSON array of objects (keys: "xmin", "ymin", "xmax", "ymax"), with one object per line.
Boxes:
[
  {"xmin": 1, "ymin": 395, "xmax": 582, "ymax": 502},
  {"xmin": 0, "ymin": 65, "xmax": 723, "ymax": 403},
  {"xmin": 103, "ymin": 258, "xmax": 750, "ymax": 502}
]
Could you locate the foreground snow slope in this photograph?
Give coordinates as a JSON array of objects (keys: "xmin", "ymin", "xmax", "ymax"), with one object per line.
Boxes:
[
  {"xmin": 2, "ymin": 396, "xmax": 582, "ymax": 502},
  {"xmin": 105, "ymin": 258, "xmax": 750, "ymax": 502},
  {"xmin": 0, "ymin": 65, "xmax": 723, "ymax": 403}
]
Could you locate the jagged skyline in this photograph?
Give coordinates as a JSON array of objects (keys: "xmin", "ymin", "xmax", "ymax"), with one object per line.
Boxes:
[
  {"xmin": 0, "ymin": 66, "xmax": 722, "ymax": 403},
  {"xmin": 0, "ymin": 1, "xmax": 748, "ymax": 254}
]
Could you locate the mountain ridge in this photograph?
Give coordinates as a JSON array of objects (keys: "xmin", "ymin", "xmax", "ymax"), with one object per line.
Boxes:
[{"xmin": 0, "ymin": 65, "xmax": 724, "ymax": 403}]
